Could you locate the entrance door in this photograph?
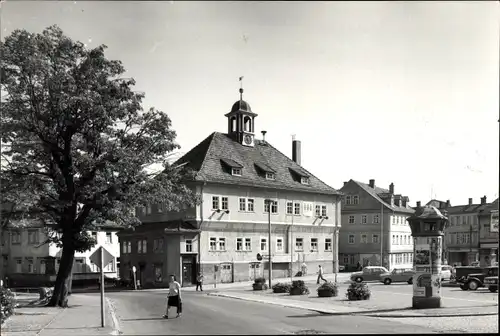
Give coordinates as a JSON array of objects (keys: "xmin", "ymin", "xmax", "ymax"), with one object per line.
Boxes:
[
  {"xmin": 182, "ymin": 259, "xmax": 193, "ymax": 286},
  {"xmin": 220, "ymin": 263, "xmax": 233, "ymax": 283},
  {"xmin": 249, "ymin": 262, "xmax": 262, "ymax": 281}
]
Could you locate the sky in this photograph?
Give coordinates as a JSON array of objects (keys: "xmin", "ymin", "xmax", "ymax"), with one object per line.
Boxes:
[{"xmin": 1, "ymin": 1, "xmax": 499, "ymax": 206}]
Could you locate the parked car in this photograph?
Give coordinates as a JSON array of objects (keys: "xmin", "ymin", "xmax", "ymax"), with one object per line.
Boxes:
[
  {"xmin": 350, "ymin": 266, "xmax": 389, "ymax": 283},
  {"xmin": 484, "ymin": 270, "xmax": 498, "ymax": 293},
  {"xmin": 460, "ymin": 266, "xmax": 499, "ymax": 291},
  {"xmin": 440, "ymin": 265, "xmax": 453, "ymax": 281},
  {"xmin": 338, "ymin": 265, "xmax": 345, "ymax": 272},
  {"xmin": 379, "ymin": 268, "xmax": 415, "ymax": 285}
]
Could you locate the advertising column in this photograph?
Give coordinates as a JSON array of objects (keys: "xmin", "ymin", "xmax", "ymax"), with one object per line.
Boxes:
[{"xmin": 413, "ymin": 236, "xmax": 442, "ymax": 308}]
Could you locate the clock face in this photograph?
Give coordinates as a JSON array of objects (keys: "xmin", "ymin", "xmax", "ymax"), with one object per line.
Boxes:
[{"xmin": 243, "ymin": 134, "xmax": 253, "ymax": 145}]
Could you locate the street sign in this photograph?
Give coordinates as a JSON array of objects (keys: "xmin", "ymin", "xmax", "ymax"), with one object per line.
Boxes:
[
  {"xmin": 256, "ymin": 253, "xmax": 262, "ymax": 261},
  {"xmin": 90, "ymin": 246, "xmax": 114, "ymax": 269}
]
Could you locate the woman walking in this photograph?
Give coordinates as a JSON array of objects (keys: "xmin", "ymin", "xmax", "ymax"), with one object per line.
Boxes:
[{"xmin": 164, "ymin": 275, "xmax": 182, "ymax": 319}]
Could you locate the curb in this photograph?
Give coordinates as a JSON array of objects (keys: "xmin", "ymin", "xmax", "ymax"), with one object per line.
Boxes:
[
  {"xmin": 208, "ymin": 292, "xmax": 499, "ymax": 318},
  {"xmin": 106, "ymin": 297, "xmax": 122, "ymax": 335}
]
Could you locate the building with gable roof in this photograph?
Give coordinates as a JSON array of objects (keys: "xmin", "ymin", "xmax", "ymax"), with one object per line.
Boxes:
[
  {"xmin": 478, "ymin": 197, "xmax": 498, "ymax": 266},
  {"xmin": 117, "ymin": 88, "xmax": 342, "ymax": 288},
  {"xmin": 338, "ymin": 179, "xmax": 415, "ymax": 271}
]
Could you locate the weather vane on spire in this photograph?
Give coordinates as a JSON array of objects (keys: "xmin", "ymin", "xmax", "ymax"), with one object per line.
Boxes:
[{"xmin": 239, "ymin": 76, "xmax": 244, "ymax": 100}]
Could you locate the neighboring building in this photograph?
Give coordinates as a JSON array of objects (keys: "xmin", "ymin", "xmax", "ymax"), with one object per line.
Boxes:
[
  {"xmin": 339, "ymin": 179, "xmax": 415, "ymax": 271},
  {"xmin": 118, "ymin": 88, "xmax": 342, "ymax": 288},
  {"xmin": 1, "ymin": 221, "xmax": 121, "ymax": 287},
  {"xmin": 478, "ymin": 197, "xmax": 499, "ymax": 266},
  {"xmin": 444, "ymin": 196, "xmax": 490, "ymax": 266}
]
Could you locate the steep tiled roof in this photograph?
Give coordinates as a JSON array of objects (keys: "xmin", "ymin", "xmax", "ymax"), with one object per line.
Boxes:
[
  {"xmin": 352, "ymin": 180, "xmax": 415, "ymax": 214},
  {"xmin": 446, "ymin": 202, "xmax": 492, "ymax": 214},
  {"xmin": 175, "ymin": 132, "xmax": 340, "ymax": 196}
]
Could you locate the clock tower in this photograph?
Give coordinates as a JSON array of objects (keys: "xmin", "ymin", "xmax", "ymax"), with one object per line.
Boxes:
[{"xmin": 225, "ymin": 84, "xmax": 257, "ymax": 147}]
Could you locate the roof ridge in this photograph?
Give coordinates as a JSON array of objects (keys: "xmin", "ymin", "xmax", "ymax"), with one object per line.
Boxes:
[{"xmin": 260, "ymin": 140, "xmax": 340, "ymax": 194}]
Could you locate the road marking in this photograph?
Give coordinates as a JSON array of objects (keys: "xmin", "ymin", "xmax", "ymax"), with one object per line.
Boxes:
[{"xmin": 106, "ymin": 297, "xmax": 121, "ymax": 335}]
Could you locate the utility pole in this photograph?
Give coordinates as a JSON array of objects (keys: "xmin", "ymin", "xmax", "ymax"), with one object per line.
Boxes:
[{"xmin": 266, "ymin": 199, "xmax": 273, "ymax": 289}]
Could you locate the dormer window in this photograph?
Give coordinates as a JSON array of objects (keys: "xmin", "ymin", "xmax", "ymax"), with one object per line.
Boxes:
[
  {"xmin": 266, "ymin": 172, "xmax": 275, "ymax": 180},
  {"xmin": 232, "ymin": 168, "xmax": 242, "ymax": 176},
  {"xmin": 301, "ymin": 177, "xmax": 310, "ymax": 185},
  {"xmin": 289, "ymin": 167, "xmax": 310, "ymax": 185}
]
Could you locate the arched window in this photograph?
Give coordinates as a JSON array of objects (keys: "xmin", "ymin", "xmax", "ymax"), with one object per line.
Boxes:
[
  {"xmin": 244, "ymin": 116, "xmax": 251, "ymax": 132},
  {"xmin": 231, "ymin": 117, "xmax": 237, "ymax": 132}
]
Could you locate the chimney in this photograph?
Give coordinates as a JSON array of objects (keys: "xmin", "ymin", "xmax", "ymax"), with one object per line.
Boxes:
[
  {"xmin": 417, "ymin": 201, "xmax": 421, "ymax": 208},
  {"xmin": 292, "ymin": 139, "xmax": 301, "ymax": 165},
  {"xmin": 481, "ymin": 196, "xmax": 487, "ymax": 205},
  {"xmin": 468, "ymin": 198, "xmax": 473, "ymax": 205},
  {"xmin": 261, "ymin": 130, "xmax": 267, "ymax": 142},
  {"xmin": 446, "ymin": 200, "xmax": 450, "ymax": 208},
  {"xmin": 343, "ymin": 181, "xmax": 348, "ymax": 187},
  {"xmin": 389, "ymin": 183, "xmax": 394, "ymax": 194},
  {"xmin": 369, "ymin": 179, "xmax": 375, "ymax": 188}
]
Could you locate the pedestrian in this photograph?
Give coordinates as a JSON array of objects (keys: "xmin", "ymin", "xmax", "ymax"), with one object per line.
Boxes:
[
  {"xmin": 164, "ymin": 274, "xmax": 182, "ymax": 319},
  {"xmin": 301, "ymin": 262, "xmax": 307, "ymax": 276},
  {"xmin": 316, "ymin": 265, "xmax": 327, "ymax": 284},
  {"xmin": 356, "ymin": 261, "xmax": 362, "ymax": 271},
  {"xmin": 196, "ymin": 272, "xmax": 204, "ymax": 291}
]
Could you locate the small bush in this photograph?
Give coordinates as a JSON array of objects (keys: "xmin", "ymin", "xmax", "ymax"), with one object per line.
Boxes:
[
  {"xmin": 254, "ymin": 277, "xmax": 266, "ymax": 284},
  {"xmin": 1, "ymin": 287, "xmax": 16, "ymax": 324},
  {"xmin": 317, "ymin": 282, "xmax": 338, "ymax": 297},
  {"xmin": 346, "ymin": 282, "xmax": 371, "ymax": 301},
  {"xmin": 295, "ymin": 271, "xmax": 303, "ymax": 277},
  {"xmin": 252, "ymin": 282, "xmax": 269, "ymax": 291},
  {"xmin": 272, "ymin": 282, "xmax": 291, "ymax": 293},
  {"xmin": 290, "ymin": 280, "xmax": 309, "ymax": 296}
]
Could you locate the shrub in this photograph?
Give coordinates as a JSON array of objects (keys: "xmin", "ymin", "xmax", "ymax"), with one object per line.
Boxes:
[
  {"xmin": 254, "ymin": 277, "xmax": 266, "ymax": 284},
  {"xmin": 272, "ymin": 282, "xmax": 291, "ymax": 294},
  {"xmin": 346, "ymin": 282, "xmax": 371, "ymax": 301},
  {"xmin": 317, "ymin": 282, "xmax": 338, "ymax": 297},
  {"xmin": 1, "ymin": 287, "xmax": 16, "ymax": 324},
  {"xmin": 290, "ymin": 280, "xmax": 309, "ymax": 296},
  {"xmin": 252, "ymin": 282, "xmax": 269, "ymax": 291}
]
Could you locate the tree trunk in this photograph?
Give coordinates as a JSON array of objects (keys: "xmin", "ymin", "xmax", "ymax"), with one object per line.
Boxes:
[{"xmin": 47, "ymin": 243, "xmax": 75, "ymax": 307}]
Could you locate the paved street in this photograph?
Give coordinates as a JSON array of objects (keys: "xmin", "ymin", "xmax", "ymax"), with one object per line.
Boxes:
[{"xmin": 106, "ymin": 290, "xmax": 442, "ymax": 335}]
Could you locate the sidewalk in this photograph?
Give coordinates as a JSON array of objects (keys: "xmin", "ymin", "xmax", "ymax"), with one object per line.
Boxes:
[
  {"xmin": 182, "ymin": 272, "xmax": 351, "ymax": 292},
  {"xmin": 208, "ymin": 282, "xmax": 499, "ymax": 318},
  {"xmin": 2, "ymin": 294, "xmax": 118, "ymax": 336}
]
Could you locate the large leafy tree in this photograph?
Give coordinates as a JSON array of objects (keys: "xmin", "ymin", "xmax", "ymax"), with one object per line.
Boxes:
[{"xmin": 0, "ymin": 26, "xmax": 198, "ymax": 306}]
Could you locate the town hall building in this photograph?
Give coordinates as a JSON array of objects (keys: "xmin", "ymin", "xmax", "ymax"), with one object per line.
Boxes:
[{"xmin": 117, "ymin": 87, "xmax": 343, "ymax": 287}]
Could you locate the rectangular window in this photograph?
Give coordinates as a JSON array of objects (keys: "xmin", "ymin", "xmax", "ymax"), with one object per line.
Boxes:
[
  {"xmin": 236, "ymin": 238, "xmax": 243, "ymax": 251},
  {"xmin": 264, "ymin": 200, "xmax": 278, "ymax": 214},
  {"xmin": 361, "ymin": 234, "xmax": 368, "ymax": 243},
  {"xmin": 126, "ymin": 241, "xmax": 131, "ymax": 253},
  {"xmin": 294, "ymin": 202, "xmax": 301, "ymax": 215},
  {"xmin": 373, "ymin": 214, "xmax": 379, "ymax": 224},
  {"xmin": 221, "ymin": 197, "xmax": 229, "ymax": 210},
  {"xmin": 276, "ymin": 238, "xmax": 283, "ymax": 251},
  {"xmin": 409, "ymin": 253, "xmax": 413, "ymax": 263},
  {"xmin": 295, "ymin": 238, "xmax": 304, "ymax": 251},
  {"xmin": 245, "ymin": 238, "xmax": 251, "ymax": 251},
  {"xmin": 300, "ymin": 177, "xmax": 309, "ymax": 185},
  {"xmin": 266, "ymin": 172, "xmax": 275, "ymax": 180},
  {"xmin": 247, "ymin": 199, "xmax": 255, "ymax": 212},
  {"xmin": 185, "ymin": 239, "xmax": 193, "ymax": 252},
  {"xmin": 218, "ymin": 238, "xmax": 226, "ymax": 251},
  {"xmin": 142, "ymin": 239, "xmax": 147, "ymax": 253},
  {"xmin": 122, "ymin": 242, "xmax": 128, "ymax": 254},
  {"xmin": 28, "ymin": 230, "xmax": 39, "ymax": 244},
  {"xmin": 361, "ymin": 215, "xmax": 367, "ymax": 224},
  {"xmin": 325, "ymin": 238, "xmax": 332, "ymax": 251},
  {"xmin": 212, "ymin": 196, "xmax": 220, "ymax": 210},
  {"xmin": 153, "ymin": 238, "xmax": 164, "ymax": 253},
  {"xmin": 315, "ymin": 205, "xmax": 321, "ymax": 217},
  {"xmin": 106, "ymin": 232, "xmax": 112, "ymax": 244},
  {"xmin": 345, "ymin": 196, "xmax": 351, "ymax": 205},
  {"xmin": 39, "ymin": 259, "xmax": 46, "ymax": 274},
  {"xmin": 343, "ymin": 256, "xmax": 349, "ymax": 264},
  {"xmin": 392, "ymin": 235, "xmax": 395, "ymax": 244},
  {"xmin": 260, "ymin": 238, "xmax": 268, "ymax": 251},
  {"xmin": 286, "ymin": 202, "xmax": 293, "ymax": 215},
  {"xmin": 372, "ymin": 234, "xmax": 379, "ymax": 244},
  {"xmin": 321, "ymin": 205, "xmax": 327, "ymax": 217},
  {"xmin": 15, "ymin": 259, "xmax": 22, "ymax": 273},
  {"xmin": 348, "ymin": 215, "xmax": 355, "ymax": 224},
  {"xmin": 348, "ymin": 234, "xmax": 355, "ymax": 244},
  {"xmin": 209, "ymin": 237, "xmax": 217, "ymax": 251},
  {"xmin": 232, "ymin": 168, "xmax": 242, "ymax": 176},
  {"xmin": 91, "ymin": 231, "xmax": 98, "ymax": 242},
  {"xmin": 310, "ymin": 238, "xmax": 318, "ymax": 251},
  {"xmin": 239, "ymin": 198, "xmax": 246, "ymax": 211},
  {"xmin": 353, "ymin": 195, "xmax": 359, "ymax": 205},
  {"xmin": 137, "ymin": 240, "xmax": 142, "ymax": 253}
]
